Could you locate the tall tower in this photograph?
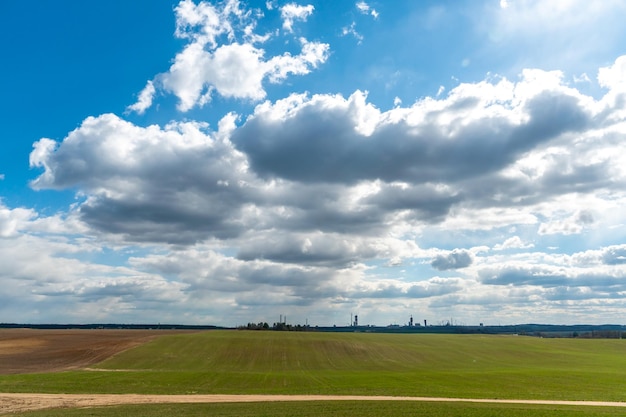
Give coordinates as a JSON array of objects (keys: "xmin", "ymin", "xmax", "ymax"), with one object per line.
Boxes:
[{"xmin": 354, "ymin": 315, "xmax": 358, "ymax": 327}]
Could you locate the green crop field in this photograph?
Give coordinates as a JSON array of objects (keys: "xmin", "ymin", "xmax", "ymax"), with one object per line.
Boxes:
[
  {"xmin": 3, "ymin": 331, "xmax": 626, "ymax": 415},
  {"xmin": 17, "ymin": 400, "xmax": 623, "ymax": 417}
]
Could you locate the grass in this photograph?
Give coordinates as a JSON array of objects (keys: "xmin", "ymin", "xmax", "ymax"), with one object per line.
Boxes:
[
  {"xmin": 3, "ymin": 331, "xmax": 626, "ymax": 401},
  {"xmin": 17, "ymin": 401, "xmax": 624, "ymax": 417}
]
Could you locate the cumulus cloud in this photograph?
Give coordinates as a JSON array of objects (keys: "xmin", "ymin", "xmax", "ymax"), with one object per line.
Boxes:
[
  {"xmin": 12, "ymin": 0, "xmax": 626, "ymax": 327},
  {"xmin": 0, "ymin": 202, "xmax": 37, "ymax": 238},
  {"xmin": 538, "ymin": 210, "xmax": 594, "ymax": 236},
  {"xmin": 598, "ymin": 55, "xmax": 626, "ymax": 90},
  {"xmin": 493, "ymin": 236, "xmax": 534, "ymax": 251},
  {"xmin": 26, "ymin": 53, "xmax": 626, "ymax": 325},
  {"xmin": 236, "ymin": 231, "xmax": 423, "ymax": 268},
  {"xmin": 602, "ymin": 245, "xmax": 626, "ymax": 265},
  {"xmin": 233, "ymin": 69, "xmax": 594, "ymax": 185},
  {"xmin": 30, "ymin": 113, "xmax": 260, "ymax": 244},
  {"xmin": 431, "ymin": 249, "xmax": 473, "ymax": 271},
  {"xmin": 127, "ymin": 0, "xmax": 328, "ymax": 112},
  {"xmin": 280, "ymin": 3, "xmax": 314, "ymax": 33},
  {"xmin": 0, "ymin": 206, "xmax": 192, "ymax": 323},
  {"xmin": 32, "ymin": 56, "xmax": 626, "ymax": 251},
  {"xmin": 478, "ymin": 261, "xmax": 626, "ymax": 292}
]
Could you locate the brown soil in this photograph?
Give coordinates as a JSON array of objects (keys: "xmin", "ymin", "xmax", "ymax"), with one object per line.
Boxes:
[{"xmin": 0, "ymin": 328, "xmax": 194, "ymax": 375}]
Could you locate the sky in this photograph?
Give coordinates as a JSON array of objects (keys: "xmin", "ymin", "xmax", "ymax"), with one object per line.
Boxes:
[{"xmin": 2, "ymin": 0, "xmax": 626, "ymax": 327}]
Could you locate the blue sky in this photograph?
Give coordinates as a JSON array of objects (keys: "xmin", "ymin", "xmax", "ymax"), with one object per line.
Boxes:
[{"xmin": 2, "ymin": 0, "xmax": 626, "ymax": 326}]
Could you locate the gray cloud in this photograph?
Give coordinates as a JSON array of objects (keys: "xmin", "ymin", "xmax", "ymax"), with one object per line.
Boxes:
[
  {"xmin": 363, "ymin": 183, "xmax": 462, "ymax": 222},
  {"xmin": 10, "ymin": 0, "xmax": 626, "ymax": 328},
  {"xmin": 27, "ymin": 60, "xmax": 626, "ymax": 277},
  {"xmin": 478, "ymin": 263, "xmax": 626, "ymax": 290},
  {"xmin": 431, "ymin": 249, "xmax": 473, "ymax": 271},
  {"xmin": 602, "ymin": 246, "xmax": 626, "ymax": 265},
  {"xmin": 236, "ymin": 232, "xmax": 375, "ymax": 267},
  {"xmin": 30, "ymin": 114, "xmax": 259, "ymax": 244},
  {"xmin": 479, "ymin": 265, "xmax": 570, "ymax": 287},
  {"xmin": 350, "ymin": 277, "xmax": 465, "ymax": 299},
  {"xmin": 233, "ymin": 76, "xmax": 592, "ymax": 186}
]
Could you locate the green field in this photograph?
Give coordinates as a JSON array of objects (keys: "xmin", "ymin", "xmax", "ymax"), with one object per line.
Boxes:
[
  {"xmin": 17, "ymin": 400, "xmax": 623, "ymax": 417},
  {"xmin": 4, "ymin": 331, "xmax": 626, "ymax": 415}
]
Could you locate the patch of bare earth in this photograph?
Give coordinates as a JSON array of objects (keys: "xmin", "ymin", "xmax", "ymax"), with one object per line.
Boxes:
[{"xmin": 0, "ymin": 328, "xmax": 195, "ymax": 375}]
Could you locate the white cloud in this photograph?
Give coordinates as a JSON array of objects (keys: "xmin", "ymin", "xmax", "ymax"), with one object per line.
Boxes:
[
  {"xmin": 0, "ymin": 203, "xmax": 36, "ymax": 238},
  {"xmin": 538, "ymin": 210, "xmax": 594, "ymax": 236},
  {"xmin": 234, "ymin": 67, "xmax": 595, "ymax": 185},
  {"xmin": 280, "ymin": 3, "xmax": 314, "ymax": 33},
  {"xmin": 573, "ymin": 73, "xmax": 591, "ymax": 84},
  {"xmin": 174, "ymin": 0, "xmax": 237, "ymax": 47},
  {"xmin": 356, "ymin": 1, "xmax": 379, "ymax": 19},
  {"xmin": 26, "ymin": 54, "xmax": 626, "ymax": 325},
  {"xmin": 0, "ymin": 200, "xmax": 194, "ymax": 323},
  {"xmin": 598, "ymin": 55, "xmax": 626, "ymax": 90},
  {"xmin": 265, "ymin": 37, "xmax": 330, "ymax": 82},
  {"xmin": 126, "ymin": 80, "xmax": 155, "ymax": 115},
  {"xmin": 128, "ymin": 0, "xmax": 328, "ymax": 113},
  {"xmin": 341, "ymin": 22, "xmax": 363, "ymax": 44},
  {"xmin": 493, "ymin": 236, "xmax": 535, "ymax": 251},
  {"xmin": 34, "ymin": 56, "xmax": 626, "ymax": 248},
  {"xmin": 30, "ymin": 113, "xmax": 259, "ymax": 244}
]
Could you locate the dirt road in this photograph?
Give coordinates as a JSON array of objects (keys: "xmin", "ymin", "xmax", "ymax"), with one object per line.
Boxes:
[{"xmin": 2, "ymin": 393, "xmax": 626, "ymax": 414}]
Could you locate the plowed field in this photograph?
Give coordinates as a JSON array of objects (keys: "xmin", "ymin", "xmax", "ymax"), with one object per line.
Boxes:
[{"xmin": 0, "ymin": 328, "xmax": 192, "ymax": 374}]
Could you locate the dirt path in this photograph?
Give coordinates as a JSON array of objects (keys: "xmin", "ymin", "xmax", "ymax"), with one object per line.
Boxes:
[{"xmin": 2, "ymin": 393, "xmax": 626, "ymax": 414}]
